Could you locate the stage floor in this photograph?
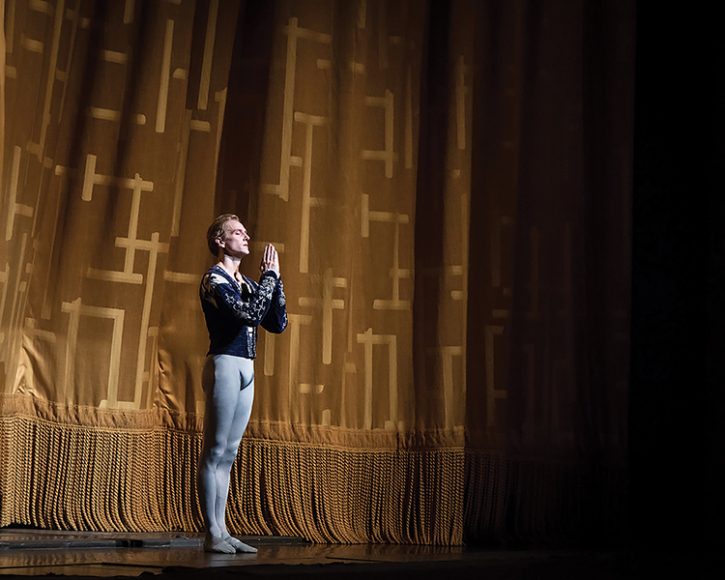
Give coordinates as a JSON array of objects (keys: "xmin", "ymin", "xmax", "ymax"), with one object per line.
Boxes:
[{"xmin": 0, "ymin": 528, "xmax": 710, "ymax": 579}]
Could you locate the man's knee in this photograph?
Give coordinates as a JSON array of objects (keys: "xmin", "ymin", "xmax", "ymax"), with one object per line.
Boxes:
[
  {"xmin": 202, "ymin": 444, "xmax": 226, "ymax": 467},
  {"xmin": 220, "ymin": 445, "xmax": 239, "ymax": 468}
]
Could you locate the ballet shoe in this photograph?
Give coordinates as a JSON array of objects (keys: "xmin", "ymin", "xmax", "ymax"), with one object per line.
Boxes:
[
  {"xmin": 224, "ymin": 535, "xmax": 258, "ymax": 554},
  {"xmin": 203, "ymin": 536, "xmax": 236, "ymax": 554}
]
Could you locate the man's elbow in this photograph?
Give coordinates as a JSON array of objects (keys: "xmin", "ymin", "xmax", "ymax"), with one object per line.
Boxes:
[{"xmin": 265, "ymin": 319, "xmax": 288, "ymax": 334}]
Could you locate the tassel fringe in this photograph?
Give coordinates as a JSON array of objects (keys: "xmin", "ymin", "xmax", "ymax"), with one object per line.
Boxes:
[{"xmin": 0, "ymin": 414, "xmax": 464, "ymax": 544}]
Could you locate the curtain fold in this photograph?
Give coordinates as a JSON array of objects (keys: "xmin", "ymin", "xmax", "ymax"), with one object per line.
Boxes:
[{"xmin": 0, "ymin": 0, "xmax": 632, "ymax": 545}]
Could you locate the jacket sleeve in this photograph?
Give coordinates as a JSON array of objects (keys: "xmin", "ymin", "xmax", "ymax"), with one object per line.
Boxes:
[
  {"xmin": 261, "ymin": 277, "xmax": 288, "ymax": 334},
  {"xmin": 202, "ymin": 271, "xmax": 278, "ymax": 326}
]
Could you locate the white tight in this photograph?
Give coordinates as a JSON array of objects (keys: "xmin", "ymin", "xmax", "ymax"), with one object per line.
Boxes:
[{"xmin": 198, "ymin": 354, "xmax": 255, "ymax": 540}]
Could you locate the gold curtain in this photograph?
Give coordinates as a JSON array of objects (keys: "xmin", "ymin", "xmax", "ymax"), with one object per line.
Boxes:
[{"xmin": 0, "ymin": 0, "xmax": 633, "ymax": 544}]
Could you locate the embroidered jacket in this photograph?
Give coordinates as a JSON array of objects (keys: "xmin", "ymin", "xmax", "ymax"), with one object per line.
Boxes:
[{"xmin": 199, "ymin": 264, "xmax": 288, "ymax": 358}]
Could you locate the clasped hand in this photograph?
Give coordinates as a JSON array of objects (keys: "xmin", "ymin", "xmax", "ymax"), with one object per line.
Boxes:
[{"xmin": 260, "ymin": 243, "xmax": 280, "ymax": 276}]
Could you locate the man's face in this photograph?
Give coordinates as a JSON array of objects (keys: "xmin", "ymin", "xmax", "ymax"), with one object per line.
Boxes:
[{"xmin": 219, "ymin": 219, "xmax": 250, "ymax": 257}]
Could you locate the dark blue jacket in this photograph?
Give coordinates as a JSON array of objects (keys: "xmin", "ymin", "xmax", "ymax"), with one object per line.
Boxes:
[{"xmin": 199, "ymin": 264, "xmax": 288, "ymax": 358}]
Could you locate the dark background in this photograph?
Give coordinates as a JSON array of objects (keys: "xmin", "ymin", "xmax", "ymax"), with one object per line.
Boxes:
[{"xmin": 631, "ymin": 0, "xmax": 724, "ymax": 551}]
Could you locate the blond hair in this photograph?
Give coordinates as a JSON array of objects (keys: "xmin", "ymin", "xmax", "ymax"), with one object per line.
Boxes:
[{"xmin": 205, "ymin": 213, "xmax": 239, "ymax": 257}]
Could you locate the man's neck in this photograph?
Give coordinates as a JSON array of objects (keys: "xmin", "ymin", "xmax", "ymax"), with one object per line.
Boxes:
[{"xmin": 217, "ymin": 254, "xmax": 242, "ymax": 278}]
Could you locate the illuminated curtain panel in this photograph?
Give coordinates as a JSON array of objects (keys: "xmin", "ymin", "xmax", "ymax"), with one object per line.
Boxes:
[
  {"xmin": 0, "ymin": 0, "xmax": 467, "ymax": 543},
  {"xmin": 0, "ymin": 0, "xmax": 239, "ymax": 532}
]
